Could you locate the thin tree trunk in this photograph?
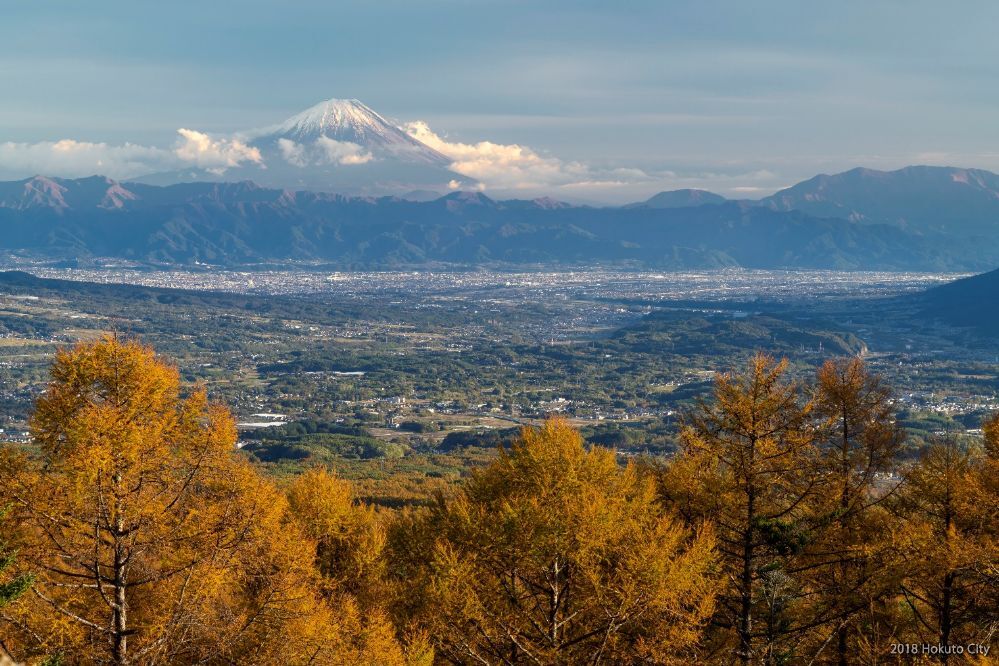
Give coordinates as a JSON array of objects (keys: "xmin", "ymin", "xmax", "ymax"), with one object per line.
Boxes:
[
  {"xmin": 112, "ymin": 472, "xmax": 128, "ymax": 666},
  {"xmin": 940, "ymin": 571, "xmax": 954, "ymax": 664},
  {"xmin": 739, "ymin": 484, "xmax": 755, "ymax": 665},
  {"xmin": 939, "ymin": 449, "xmax": 954, "ymax": 665},
  {"xmin": 838, "ymin": 406, "xmax": 851, "ymax": 666}
]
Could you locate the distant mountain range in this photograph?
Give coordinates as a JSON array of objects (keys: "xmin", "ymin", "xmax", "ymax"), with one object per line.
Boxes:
[
  {"xmin": 757, "ymin": 165, "xmax": 999, "ymax": 234},
  {"xmin": 5, "ymin": 97, "xmax": 997, "ymax": 271},
  {"xmin": 630, "ymin": 165, "xmax": 999, "ymax": 231},
  {"xmin": 4, "ymin": 168, "xmax": 999, "ymax": 270}
]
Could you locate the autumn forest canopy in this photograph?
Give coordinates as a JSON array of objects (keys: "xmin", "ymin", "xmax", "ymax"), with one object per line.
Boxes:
[{"xmin": 1, "ymin": 337, "xmax": 997, "ymax": 664}]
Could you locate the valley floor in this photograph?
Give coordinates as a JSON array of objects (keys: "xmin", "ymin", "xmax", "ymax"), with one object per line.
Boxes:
[{"xmin": 0, "ymin": 266, "xmax": 992, "ymax": 504}]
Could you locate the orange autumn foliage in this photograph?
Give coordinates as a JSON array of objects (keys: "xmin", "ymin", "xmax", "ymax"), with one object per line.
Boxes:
[
  {"xmin": 3, "ymin": 339, "xmax": 998, "ymax": 664},
  {"xmin": 391, "ymin": 418, "xmax": 719, "ymax": 665},
  {"xmin": 0, "ymin": 336, "xmax": 404, "ymax": 665}
]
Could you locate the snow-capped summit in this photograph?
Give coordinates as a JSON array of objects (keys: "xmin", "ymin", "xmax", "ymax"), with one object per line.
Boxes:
[
  {"xmin": 245, "ymin": 98, "xmax": 450, "ymax": 167},
  {"xmin": 255, "ymin": 98, "xmax": 385, "ymax": 141}
]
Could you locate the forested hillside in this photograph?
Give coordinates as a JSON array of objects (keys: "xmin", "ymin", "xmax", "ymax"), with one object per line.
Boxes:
[{"xmin": 1, "ymin": 338, "xmax": 996, "ymax": 663}]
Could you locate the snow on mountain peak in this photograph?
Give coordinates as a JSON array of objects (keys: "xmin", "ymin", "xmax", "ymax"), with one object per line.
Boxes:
[
  {"xmin": 262, "ymin": 98, "xmax": 389, "ymax": 140},
  {"xmin": 245, "ymin": 98, "xmax": 450, "ymax": 166}
]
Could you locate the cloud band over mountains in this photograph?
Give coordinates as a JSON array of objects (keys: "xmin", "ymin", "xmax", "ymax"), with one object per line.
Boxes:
[
  {"xmin": 0, "ymin": 121, "xmax": 640, "ymax": 192},
  {"xmin": 0, "ymin": 110, "xmax": 782, "ymax": 199},
  {"xmin": 276, "ymin": 137, "xmax": 374, "ymax": 167},
  {"xmin": 0, "ymin": 129, "xmax": 261, "ymax": 180},
  {"xmin": 402, "ymin": 120, "xmax": 651, "ymax": 191}
]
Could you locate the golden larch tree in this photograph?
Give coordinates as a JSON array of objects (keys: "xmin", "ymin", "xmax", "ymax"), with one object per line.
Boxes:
[
  {"xmin": 391, "ymin": 418, "xmax": 719, "ymax": 665},
  {"xmin": 0, "ymin": 336, "xmax": 401, "ymax": 665},
  {"xmin": 972, "ymin": 414, "xmax": 999, "ymax": 633},
  {"xmin": 665, "ymin": 353, "xmax": 822, "ymax": 665},
  {"xmin": 893, "ymin": 436, "xmax": 993, "ymax": 661},
  {"xmin": 806, "ymin": 358, "xmax": 905, "ymax": 664},
  {"xmin": 287, "ymin": 467, "xmax": 395, "ymax": 612}
]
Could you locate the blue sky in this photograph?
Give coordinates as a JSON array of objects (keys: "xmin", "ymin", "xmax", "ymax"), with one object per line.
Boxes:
[{"xmin": 2, "ymin": 0, "xmax": 998, "ymax": 200}]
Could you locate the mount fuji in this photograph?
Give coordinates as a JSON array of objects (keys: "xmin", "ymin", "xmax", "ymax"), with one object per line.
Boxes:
[{"xmin": 138, "ymin": 99, "xmax": 473, "ymax": 195}]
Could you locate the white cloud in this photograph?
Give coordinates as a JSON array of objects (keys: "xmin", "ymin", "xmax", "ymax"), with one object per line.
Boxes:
[
  {"xmin": 0, "ymin": 139, "xmax": 173, "ymax": 180},
  {"xmin": 403, "ymin": 120, "xmax": 697, "ymax": 198},
  {"xmin": 0, "ymin": 130, "xmax": 263, "ymax": 180},
  {"xmin": 405, "ymin": 120, "xmax": 606, "ymax": 191},
  {"xmin": 316, "ymin": 136, "xmax": 373, "ymax": 165},
  {"xmin": 173, "ymin": 129, "xmax": 262, "ymax": 169},
  {"xmin": 398, "ymin": 121, "xmax": 809, "ymax": 201},
  {"xmin": 276, "ymin": 137, "xmax": 373, "ymax": 167},
  {"xmin": 278, "ymin": 138, "xmax": 308, "ymax": 167}
]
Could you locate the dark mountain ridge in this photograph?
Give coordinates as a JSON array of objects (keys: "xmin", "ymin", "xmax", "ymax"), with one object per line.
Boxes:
[
  {"xmin": 2, "ymin": 169, "xmax": 998, "ymax": 270},
  {"xmin": 914, "ymin": 267, "xmax": 999, "ymax": 335}
]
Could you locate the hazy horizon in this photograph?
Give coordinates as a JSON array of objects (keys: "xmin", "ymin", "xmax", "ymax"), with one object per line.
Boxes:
[{"xmin": 4, "ymin": 1, "xmax": 999, "ymax": 202}]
